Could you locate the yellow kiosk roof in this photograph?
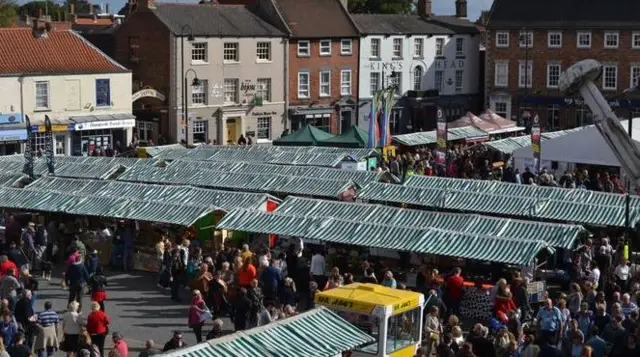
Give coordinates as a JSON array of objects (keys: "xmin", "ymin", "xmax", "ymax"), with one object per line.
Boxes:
[{"xmin": 315, "ymin": 283, "xmax": 422, "ymax": 315}]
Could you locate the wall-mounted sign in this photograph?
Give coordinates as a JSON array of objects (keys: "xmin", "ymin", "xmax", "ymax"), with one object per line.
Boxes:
[
  {"xmin": 564, "ymin": 97, "xmax": 622, "ymax": 108},
  {"xmin": 35, "ymin": 124, "xmax": 70, "ymax": 133},
  {"xmin": 132, "ymin": 89, "xmax": 166, "ymax": 102},
  {"xmin": 368, "ymin": 61, "xmax": 404, "ymax": 72},
  {"xmin": 252, "ymin": 111, "xmax": 277, "ymax": 116},
  {"xmin": 211, "ymin": 83, "xmax": 223, "ymax": 98},
  {"xmin": 0, "ymin": 114, "xmax": 23, "ymax": 125},
  {"xmin": 74, "ymin": 119, "xmax": 136, "ymax": 131},
  {"xmin": 434, "ymin": 59, "xmax": 465, "ymax": 69},
  {"xmin": 241, "ymin": 80, "xmax": 266, "ymax": 94},
  {"xmin": 0, "ymin": 129, "xmax": 28, "ymax": 142}
]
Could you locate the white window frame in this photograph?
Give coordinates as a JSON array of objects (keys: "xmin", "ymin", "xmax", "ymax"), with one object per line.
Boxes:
[
  {"xmin": 191, "ymin": 79, "xmax": 208, "ymax": 105},
  {"xmin": 604, "ymin": 31, "xmax": 619, "ymax": 49},
  {"xmin": 223, "ymin": 78, "xmax": 239, "ymax": 103},
  {"xmin": 369, "ymin": 72, "xmax": 380, "ymax": 96},
  {"xmin": 191, "ymin": 42, "xmax": 208, "ymax": 63},
  {"xmin": 297, "ymin": 40, "xmax": 310, "ymax": 56},
  {"xmin": 319, "ymin": 39, "xmax": 331, "ymax": 56},
  {"xmin": 547, "ymin": 31, "xmax": 562, "ymax": 48},
  {"xmin": 340, "ymin": 69, "xmax": 351, "ymax": 96},
  {"xmin": 413, "ymin": 38, "xmax": 424, "ymax": 58},
  {"xmin": 257, "ymin": 116, "xmax": 271, "ymax": 139},
  {"xmin": 434, "ymin": 70, "xmax": 443, "ymax": 92},
  {"xmin": 391, "ymin": 71, "xmax": 402, "ymax": 95},
  {"xmin": 319, "ymin": 70, "xmax": 331, "ymax": 97},
  {"xmin": 298, "ymin": 72, "xmax": 310, "ymax": 98},
  {"xmin": 602, "ymin": 64, "xmax": 618, "ymax": 90},
  {"xmin": 455, "ymin": 70, "xmax": 463, "ymax": 93},
  {"xmin": 519, "ymin": 31, "xmax": 533, "ymax": 48},
  {"xmin": 392, "ymin": 38, "xmax": 402, "ymax": 58},
  {"xmin": 518, "ymin": 60, "xmax": 532, "ymax": 88},
  {"xmin": 494, "ymin": 61, "xmax": 508, "ymax": 87},
  {"xmin": 54, "ymin": 134, "xmax": 67, "ymax": 156},
  {"xmin": 370, "ymin": 38, "xmax": 380, "ymax": 58},
  {"xmin": 35, "ymin": 81, "xmax": 50, "ymax": 110},
  {"xmin": 633, "ymin": 32, "xmax": 640, "ymax": 49},
  {"xmin": 223, "ymin": 42, "xmax": 239, "ymax": 62},
  {"xmin": 256, "ymin": 42, "xmax": 271, "ymax": 62},
  {"xmin": 546, "ymin": 63, "xmax": 561, "ymax": 88},
  {"xmin": 494, "ymin": 102, "xmax": 508, "ymax": 118},
  {"xmin": 631, "ymin": 65, "xmax": 640, "ymax": 88},
  {"xmin": 256, "ymin": 78, "xmax": 271, "ymax": 102},
  {"xmin": 340, "ymin": 39, "xmax": 352, "ymax": 55},
  {"xmin": 577, "ymin": 31, "xmax": 591, "ymax": 48},
  {"xmin": 455, "ymin": 37, "xmax": 465, "ymax": 56},
  {"xmin": 413, "ymin": 66, "xmax": 423, "ymax": 91},
  {"xmin": 495, "ymin": 31, "xmax": 509, "ymax": 48},
  {"xmin": 435, "ymin": 38, "xmax": 444, "ymax": 56},
  {"xmin": 137, "ymin": 121, "xmax": 153, "ymax": 143}
]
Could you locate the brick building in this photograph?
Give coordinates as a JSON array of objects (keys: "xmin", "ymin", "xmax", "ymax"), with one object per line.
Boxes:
[
  {"xmin": 486, "ymin": 0, "xmax": 640, "ymax": 131},
  {"xmin": 220, "ymin": 0, "xmax": 360, "ymax": 135}
]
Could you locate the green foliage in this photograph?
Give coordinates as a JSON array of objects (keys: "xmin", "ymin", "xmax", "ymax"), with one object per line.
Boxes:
[
  {"xmin": 348, "ymin": 0, "xmax": 413, "ymax": 14},
  {"xmin": 0, "ymin": 0, "xmax": 17, "ymax": 27},
  {"xmin": 19, "ymin": 1, "xmax": 64, "ymax": 19}
]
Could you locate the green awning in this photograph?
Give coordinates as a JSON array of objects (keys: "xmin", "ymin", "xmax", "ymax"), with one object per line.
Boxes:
[
  {"xmin": 273, "ymin": 124, "xmax": 335, "ymax": 146},
  {"xmin": 160, "ymin": 307, "xmax": 374, "ymax": 357},
  {"xmin": 392, "ymin": 126, "xmax": 489, "ymax": 146},
  {"xmin": 317, "ymin": 125, "xmax": 369, "ymax": 148},
  {"xmin": 479, "ymin": 127, "xmax": 589, "ymax": 154},
  {"xmin": 275, "ymin": 196, "xmax": 585, "ymax": 249},
  {"xmin": 217, "ymin": 209, "xmax": 551, "ymax": 265},
  {"xmin": 0, "ymin": 173, "xmax": 25, "ymax": 187}
]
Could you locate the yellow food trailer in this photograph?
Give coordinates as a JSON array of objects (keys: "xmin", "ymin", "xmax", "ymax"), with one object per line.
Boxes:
[{"xmin": 314, "ymin": 283, "xmax": 424, "ymax": 357}]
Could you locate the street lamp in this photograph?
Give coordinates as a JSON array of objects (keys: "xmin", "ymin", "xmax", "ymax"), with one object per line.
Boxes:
[
  {"xmin": 184, "ymin": 68, "xmax": 200, "ymax": 146},
  {"xmin": 180, "ymin": 24, "xmax": 194, "ymax": 145},
  {"xmin": 519, "ymin": 28, "xmax": 530, "ymax": 128}
]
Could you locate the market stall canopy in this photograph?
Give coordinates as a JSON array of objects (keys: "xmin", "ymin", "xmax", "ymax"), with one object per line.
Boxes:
[
  {"xmin": 392, "ymin": 126, "xmax": 489, "ymax": 147},
  {"xmin": 317, "ymin": 125, "xmax": 369, "ymax": 148},
  {"xmin": 479, "ymin": 127, "xmax": 587, "ymax": 154},
  {"xmin": 0, "ymin": 173, "xmax": 26, "ymax": 187},
  {"xmin": 480, "ymin": 109, "xmax": 525, "ymax": 134},
  {"xmin": 448, "ymin": 112, "xmax": 499, "ymax": 132},
  {"xmin": 275, "ymin": 196, "xmax": 585, "ymax": 249},
  {"xmin": 0, "ymin": 155, "xmax": 143, "ymax": 178},
  {"xmin": 511, "ymin": 119, "xmax": 640, "ymax": 167},
  {"xmin": 273, "ymin": 124, "xmax": 335, "ymax": 146},
  {"xmin": 117, "ymin": 166, "xmax": 358, "ymax": 199},
  {"xmin": 137, "ymin": 143, "xmax": 186, "ymax": 157},
  {"xmin": 217, "ymin": 209, "xmax": 551, "ymax": 265},
  {"xmin": 157, "ymin": 307, "xmax": 374, "ymax": 357},
  {"xmin": 356, "ymin": 176, "xmax": 640, "ymax": 227}
]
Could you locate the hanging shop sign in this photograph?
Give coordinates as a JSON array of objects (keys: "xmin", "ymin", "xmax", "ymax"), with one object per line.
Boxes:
[{"xmin": 0, "ymin": 129, "xmax": 28, "ymax": 142}]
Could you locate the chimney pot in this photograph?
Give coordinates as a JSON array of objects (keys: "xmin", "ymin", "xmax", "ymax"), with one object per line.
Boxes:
[
  {"xmin": 70, "ymin": 4, "xmax": 75, "ymax": 14},
  {"xmin": 417, "ymin": 0, "xmax": 432, "ymax": 18},
  {"xmin": 455, "ymin": 0, "xmax": 467, "ymax": 18}
]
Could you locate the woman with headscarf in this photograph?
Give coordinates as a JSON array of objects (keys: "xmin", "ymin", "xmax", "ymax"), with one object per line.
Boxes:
[{"xmin": 187, "ymin": 290, "xmax": 209, "ymax": 343}]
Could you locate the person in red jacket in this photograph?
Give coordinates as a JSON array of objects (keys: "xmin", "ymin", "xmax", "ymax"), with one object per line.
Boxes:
[
  {"xmin": 86, "ymin": 301, "xmax": 110, "ymax": 357},
  {"xmin": 494, "ymin": 279, "xmax": 517, "ymax": 318},
  {"xmin": 0, "ymin": 256, "xmax": 18, "ymax": 278},
  {"xmin": 445, "ymin": 267, "xmax": 465, "ymax": 316}
]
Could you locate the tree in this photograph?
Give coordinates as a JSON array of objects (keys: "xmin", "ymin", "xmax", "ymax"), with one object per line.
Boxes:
[
  {"xmin": 0, "ymin": 0, "xmax": 17, "ymax": 27},
  {"xmin": 19, "ymin": 1, "xmax": 64, "ymax": 19},
  {"xmin": 348, "ymin": 0, "xmax": 413, "ymax": 14}
]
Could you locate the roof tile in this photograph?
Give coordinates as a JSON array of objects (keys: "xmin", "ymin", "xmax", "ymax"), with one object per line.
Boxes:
[
  {"xmin": 352, "ymin": 14, "xmax": 453, "ymax": 35},
  {"xmin": 275, "ymin": 0, "xmax": 359, "ymax": 38},
  {"xmin": 0, "ymin": 28, "xmax": 126, "ymax": 75}
]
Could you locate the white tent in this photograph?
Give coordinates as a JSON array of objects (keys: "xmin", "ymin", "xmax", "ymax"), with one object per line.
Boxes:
[{"xmin": 512, "ymin": 118, "xmax": 640, "ymax": 168}]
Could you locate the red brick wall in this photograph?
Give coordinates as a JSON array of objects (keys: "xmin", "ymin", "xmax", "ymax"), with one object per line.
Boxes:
[{"xmin": 288, "ymin": 38, "xmax": 359, "ymax": 134}]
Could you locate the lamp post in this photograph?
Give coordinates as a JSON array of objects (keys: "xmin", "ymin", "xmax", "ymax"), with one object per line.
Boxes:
[
  {"xmin": 180, "ymin": 24, "xmax": 194, "ymax": 145},
  {"xmin": 519, "ymin": 28, "xmax": 530, "ymax": 129},
  {"xmin": 184, "ymin": 68, "xmax": 200, "ymax": 146}
]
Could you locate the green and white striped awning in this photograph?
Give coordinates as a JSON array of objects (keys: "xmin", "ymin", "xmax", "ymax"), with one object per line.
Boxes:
[
  {"xmin": 392, "ymin": 126, "xmax": 489, "ymax": 146},
  {"xmin": 217, "ymin": 209, "xmax": 551, "ymax": 265},
  {"xmin": 275, "ymin": 197, "xmax": 585, "ymax": 249},
  {"xmin": 158, "ymin": 307, "xmax": 374, "ymax": 357}
]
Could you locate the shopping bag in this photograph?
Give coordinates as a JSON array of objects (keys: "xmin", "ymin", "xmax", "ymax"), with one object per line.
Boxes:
[{"xmin": 198, "ymin": 309, "xmax": 213, "ymax": 323}]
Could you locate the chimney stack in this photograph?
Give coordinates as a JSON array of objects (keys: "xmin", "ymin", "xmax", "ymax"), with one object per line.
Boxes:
[
  {"xmin": 417, "ymin": 0, "xmax": 432, "ymax": 18},
  {"xmin": 38, "ymin": 7, "xmax": 43, "ymax": 18},
  {"xmin": 139, "ymin": 0, "xmax": 156, "ymax": 10},
  {"xmin": 455, "ymin": 0, "xmax": 467, "ymax": 18},
  {"xmin": 70, "ymin": 4, "xmax": 75, "ymax": 14}
]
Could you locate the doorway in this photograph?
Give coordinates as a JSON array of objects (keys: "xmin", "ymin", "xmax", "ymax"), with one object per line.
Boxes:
[
  {"xmin": 226, "ymin": 117, "xmax": 239, "ymax": 144},
  {"xmin": 81, "ymin": 135, "xmax": 111, "ymax": 155}
]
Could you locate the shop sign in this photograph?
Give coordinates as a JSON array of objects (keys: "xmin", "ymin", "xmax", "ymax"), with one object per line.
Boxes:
[
  {"xmin": 434, "ymin": 59, "xmax": 465, "ymax": 69},
  {"xmin": 0, "ymin": 114, "xmax": 23, "ymax": 125},
  {"xmin": 252, "ymin": 110, "xmax": 277, "ymax": 116},
  {"xmin": 35, "ymin": 124, "xmax": 70, "ymax": 133},
  {"xmin": 240, "ymin": 80, "xmax": 267, "ymax": 94},
  {"xmin": 0, "ymin": 129, "xmax": 28, "ymax": 142},
  {"xmin": 392, "ymin": 298, "xmax": 420, "ymax": 314},
  {"xmin": 74, "ymin": 118, "xmax": 136, "ymax": 131},
  {"xmin": 315, "ymin": 295, "xmax": 376, "ymax": 314},
  {"xmin": 368, "ymin": 61, "xmax": 404, "ymax": 72},
  {"xmin": 132, "ymin": 88, "xmax": 166, "ymax": 102},
  {"xmin": 564, "ymin": 97, "xmax": 621, "ymax": 107}
]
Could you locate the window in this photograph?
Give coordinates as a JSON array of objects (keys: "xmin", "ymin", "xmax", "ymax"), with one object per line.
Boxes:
[
  {"xmin": 392, "ymin": 38, "xmax": 402, "ymax": 58},
  {"xmin": 257, "ymin": 117, "xmax": 271, "ymax": 139},
  {"xmin": 548, "ymin": 31, "xmax": 562, "ymax": 48},
  {"xmin": 319, "ymin": 40, "xmax": 331, "ymax": 55},
  {"xmin": 54, "ymin": 134, "xmax": 66, "ymax": 156},
  {"xmin": 370, "ymin": 38, "xmax": 380, "ymax": 58},
  {"xmin": 435, "ymin": 38, "xmax": 444, "ymax": 56},
  {"xmin": 340, "ymin": 39, "xmax": 352, "ymax": 55},
  {"xmin": 495, "ymin": 31, "xmax": 509, "ymax": 48},
  {"xmin": 256, "ymin": 78, "xmax": 271, "ymax": 101},
  {"xmin": 602, "ymin": 65, "xmax": 618, "ymax": 90},
  {"xmin": 434, "ymin": 70, "xmax": 443, "ymax": 92},
  {"xmin": 128, "ymin": 36, "xmax": 139, "ymax": 60},
  {"xmin": 256, "ymin": 42, "xmax": 271, "ymax": 61},
  {"xmin": 191, "ymin": 79, "xmax": 208, "ymax": 105},
  {"xmin": 576, "ymin": 107, "xmax": 593, "ymax": 126},
  {"xmin": 633, "ymin": 33, "xmax": 640, "ymax": 49},
  {"xmin": 298, "ymin": 72, "xmax": 310, "ymax": 98},
  {"xmin": 391, "ymin": 71, "xmax": 402, "ymax": 95},
  {"xmin": 32, "ymin": 133, "xmax": 47, "ymax": 155},
  {"xmin": 547, "ymin": 64, "xmax": 561, "ymax": 88},
  {"xmin": 297, "ymin": 40, "xmax": 310, "ymax": 56},
  {"xmin": 631, "ymin": 66, "xmax": 640, "ymax": 88},
  {"xmin": 95, "ymin": 79, "xmax": 111, "ymax": 107},
  {"xmin": 332, "ymin": 310, "xmax": 379, "ymax": 355},
  {"xmin": 192, "ymin": 120, "xmax": 207, "ymax": 143},
  {"xmin": 223, "ymin": 78, "xmax": 239, "ymax": 103},
  {"xmin": 137, "ymin": 121, "xmax": 153, "ymax": 142},
  {"xmin": 413, "ymin": 38, "xmax": 423, "ymax": 58},
  {"xmin": 604, "ymin": 32, "xmax": 619, "ymax": 49},
  {"xmin": 319, "ymin": 70, "xmax": 331, "ymax": 96},
  {"xmin": 191, "ymin": 42, "xmax": 207, "ymax": 62},
  {"xmin": 390, "ymin": 109, "xmax": 401, "ymax": 135},
  {"xmin": 518, "ymin": 60, "xmax": 532, "ymax": 88},
  {"xmin": 223, "ymin": 42, "xmax": 239, "ymax": 62},
  {"xmin": 519, "ymin": 31, "xmax": 533, "ymax": 48},
  {"xmin": 340, "ymin": 70, "xmax": 351, "ymax": 95},
  {"xmin": 385, "ymin": 308, "xmax": 421, "ymax": 354},
  {"xmin": 413, "ymin": 66, "xmax": 423, "ymax": 91},
  {"xmin": 455, "ymin": 38, "xmax": 465, "ymax": 56},
  {"xmin": 455, "ymin": 70, "xmax": 463, "ymax": 92},
  {"xmin": 369, "ymin": 72, "xmax": 380, "ymax": 96},
  {"xmin": 577, "ymin": 31, "xmax": 591, "ymax": 48},
  {"xmin": 494, "ymin": 102, "xmax": 508, "ymax": 118},
  {"xmin": 35, "ymin": 81, "xmax": 50, "ymax": 109},
  {"xmin": 494, "ymin": 61, "xmax": 508, "ymax": 87},
  {"xmin": 547, "ymin": 105, "xmax": 560, "ymax": 130}
]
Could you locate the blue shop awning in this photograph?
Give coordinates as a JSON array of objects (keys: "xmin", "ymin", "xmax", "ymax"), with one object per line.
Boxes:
[{"xmin": 0, "ymin": 128, "xmax": 27, "ymax": 142}]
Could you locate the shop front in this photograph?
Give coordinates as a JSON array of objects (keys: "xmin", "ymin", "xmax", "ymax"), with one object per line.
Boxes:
[
  {"xmin": 207, "ymin": 104, "xmax": 286, "ymax": 145},
  {"xmin": 69, "ymin": 114, "xmax": 135, "ymax": 156},
  {"xmin": 288, "ymin": 106, "xmax": 334, "ymax": 134},
  {"xmin": 0, "ymin": 114, "xmax": 27, "ymax": 155}
]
